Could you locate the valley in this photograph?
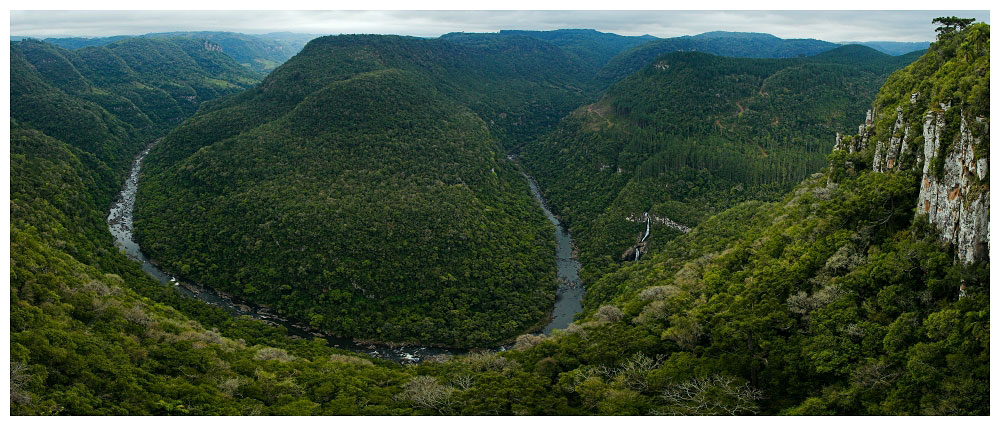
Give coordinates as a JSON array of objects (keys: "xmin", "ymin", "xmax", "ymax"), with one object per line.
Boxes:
[{"xmin": 9, "ymin": 17, "xmax": 990, "ymax": 415}]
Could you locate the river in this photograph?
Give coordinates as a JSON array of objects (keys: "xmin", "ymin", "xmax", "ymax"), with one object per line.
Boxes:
[
  {"xmin": 524, "ymin": 176, "xmax": 585, "ymax": 335},
  {"xmin": 108, "ymin": 142, "xmax": 584, "ymax": 363}
]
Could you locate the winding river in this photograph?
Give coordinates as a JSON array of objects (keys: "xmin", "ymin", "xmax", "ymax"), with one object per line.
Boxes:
[
  {"xmin": 108, "ymin": 142, "xmax": 584, "ymax": 363},
  {"xmin": 525, "ymin": 176, "xmax": 585, "ymax": 335}
]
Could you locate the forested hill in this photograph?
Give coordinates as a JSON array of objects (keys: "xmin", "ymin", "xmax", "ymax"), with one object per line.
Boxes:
[
  {"xmin": 442, "ymin": 29, "xmax": 656, "ymax": 74},
  {"xmin": 846, "ymin": 40, "xmax": 931, "ymax": 56},
  {"xmin": 27, "ymin": 31, "xmax": 318, "ymax": 73},
  {"xmin": 10, "ymin": 38, "xmax": 260, "ymax": 179},
  {"xmin": 599, "ymin": 31, "xmax": 840, "ymax": 82},
  {"xmin": 11, "ymin": 36, "xmax": 420, "ymax": 415},
  {"xmin": 140, "ymin": 33, "xmax": 594, "ymax": 163},
  {"xmin": 133, "ymin": 34, "xmax": 582, "ymax": 347},
  {"xmin": 524, "ymin": 24, "xmax": 988, "ymax": 414},
  {"xmin": 522, "ymin": 45, "xmax": 921, "ymax": 283}
]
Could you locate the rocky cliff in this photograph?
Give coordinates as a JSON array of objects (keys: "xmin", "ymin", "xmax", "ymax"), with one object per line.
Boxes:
[
  {"xmin": 915, "ymin": 106, "xmax": 989, "ymax": 263},
  {"xmin": 832, "ymin": 23, "xmax": 990, "ymax": 264}
]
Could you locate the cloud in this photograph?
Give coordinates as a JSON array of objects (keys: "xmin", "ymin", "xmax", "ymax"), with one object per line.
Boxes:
[{"xmin": 10, "ymin": 10, "xmax": 991, "ymax": 42}]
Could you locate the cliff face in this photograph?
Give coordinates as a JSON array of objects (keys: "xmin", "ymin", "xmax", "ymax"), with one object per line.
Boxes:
[
  {"xmin": 832, "ymin": 23, "xmax": 989, "ymax": 264},
  {"xmin": 835, "ymin": 101, "xmax": 989, "ymax": 263},
  {"xmin": 915, "ymin": 107, "xmax": 989, "ymax": 263}
]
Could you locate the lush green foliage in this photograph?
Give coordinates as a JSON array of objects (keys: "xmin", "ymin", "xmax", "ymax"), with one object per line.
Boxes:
[
  {"xmin": 10, "ymin": 38, "xmax": 260, "ymax": 173},
  {"xmin": 497, "ymin": 23, "xmax": 989, "ymax": 416},
  {"xmin": 10, "ymin": 40, "xmax": 416, "ymax": 415},
  {"xmin": 10, "ymin": 123, "xmax": 416, "ymax": 415},
  {"xmin": 522, "ymin": 46, "xmax": 919, "ymax": 283},
  {"xmin": 495, "ymin": 169, "xmax": 987, "ymax": 415},
  {"xmin": 866, "ymin": 22, "xmax": 990, "ymax": 176},
  {"xmin": 134, "ymin": 35, "xmax": 577, "ymax": 347}
]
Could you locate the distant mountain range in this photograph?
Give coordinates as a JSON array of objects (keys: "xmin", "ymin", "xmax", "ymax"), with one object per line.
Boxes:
[
  {"xmin": 839, "ymin": 40, "xmax": 931, "ymax": 55},
  {"xmin": 12, "ymin": 30, "xmax": 931, "ymax": 76},
  {"xmin": 444, "ymin": 29, "xmax": 656, "ymax": 73}
]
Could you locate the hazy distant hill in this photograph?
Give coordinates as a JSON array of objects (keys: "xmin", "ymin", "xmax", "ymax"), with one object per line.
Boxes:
[
  {"xmin": 16, "ymin": 31, "xmax": 319, "ymax": 73},
  {"xmin": 142, "ymin": 31, "xmax": 320, "ymax": 72},
  {"xmin": 599, "ymin": 31, "xmax": 840, "ymax": 82},
  {"xmin": 28, "ymin": 35, "xmax": 133, "ymax": 48},
  {"xmin": 842, "ymin": 40, "xmax": 931, "ymax": 55},
  {"xmin": 443, "ymin": 29, "xmax": 656, "ymax": 73}
]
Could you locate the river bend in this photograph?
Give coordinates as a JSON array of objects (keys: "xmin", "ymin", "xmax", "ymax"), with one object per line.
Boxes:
[{"xmin": 108, "ymin": 143, "xmax": 583, "ymax": 362}]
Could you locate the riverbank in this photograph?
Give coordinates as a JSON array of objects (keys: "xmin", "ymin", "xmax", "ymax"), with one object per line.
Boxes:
[{"xmin": 110, "ymin": 143, "xmax": 584, "ymax": 363}]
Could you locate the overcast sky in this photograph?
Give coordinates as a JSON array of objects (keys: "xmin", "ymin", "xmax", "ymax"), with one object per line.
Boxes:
[{"xmin": 10, "ymin": 10, "xmax": 992, "ymax": 42}]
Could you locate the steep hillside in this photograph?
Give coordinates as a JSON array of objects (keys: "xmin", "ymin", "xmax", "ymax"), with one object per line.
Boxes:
[
  {"xmin": 145, "ymin": 34, "xmax": 591, "ymax": 158},
  {"xmin": 37, "ymin": 31, "xmax": 316, "ymax": 73},
  {"xmin": 837, "ymin": 23, "xmax": 989, "ymax": 263},
  {"xmin": 134, "ymin": 35, "xmax": 578, "ymax": 347},
  {"xmin": 522, "ymin": 45, "xmax": 919, "ymax": 282},
  {"xmin": 9, "ymin": 39, "xmax": 416, "ymax": 414},
  {"xmin": 599, "ymin": 31, "xmax": 840, "ymax": 82},
  {"xmin": 493, "ymin": 23, "xmax": 988, "ymax": 415},
  {"xmin": 10, "ymin": 38, "xmax": 260, "ymax": 179}
]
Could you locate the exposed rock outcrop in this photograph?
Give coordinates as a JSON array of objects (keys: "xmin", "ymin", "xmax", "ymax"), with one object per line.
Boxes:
[
  {"xmin": 204, "ymin": 40, "xmax": 223, "ymax": 52},
  {"xmin": 834, "ymin": 99, "xmax": 989, "ymax": 263},
  {"xmin": 622, "ymin": 240, "xmax": 649, "ymax": 262},
  {"xmin": 872, "ymin": 106, "xmax": 915, "ymax": 172},
  {"xmin": 621, "ymin": 212, "xmax": 692, "ymax": 261},
  {"xmin": 916, "ymin": 111, "xmax": 989, "ymax": 263},
  {"xmin": 625, "ymin": 212, "xmax": 692, "ymax": 234},
  {"xmin": 833, "ymin": 109, "xmax": 874, "ymax": 154}
]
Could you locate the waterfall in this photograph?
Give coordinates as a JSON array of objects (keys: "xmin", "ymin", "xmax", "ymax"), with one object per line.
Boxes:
[{"xmin": 633, "ymin": 213, "xmax": 650, "ymax": 262}]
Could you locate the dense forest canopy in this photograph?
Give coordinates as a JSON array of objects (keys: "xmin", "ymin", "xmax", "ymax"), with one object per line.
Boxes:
[
  {"xmin": 10, "ymin": 38, "xmax": 261, "ymax": 182},
  {"xmin": 9, "ymin": 21, "xmax": 989, "ymax": 415},
  {"xmin": 550, "ymin": 26, "xmax": 988, "ymax": 414},
  {"xmin": 132, "ymin": 34, "xmax": 600, "ymax": 347},
  {"xmin": 521, "ymin": 45, "xmax": 923, "ymax": 283},
  {"xmin": 11, "ymin": 37, "xmax": 421, "ymax": 415}
]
